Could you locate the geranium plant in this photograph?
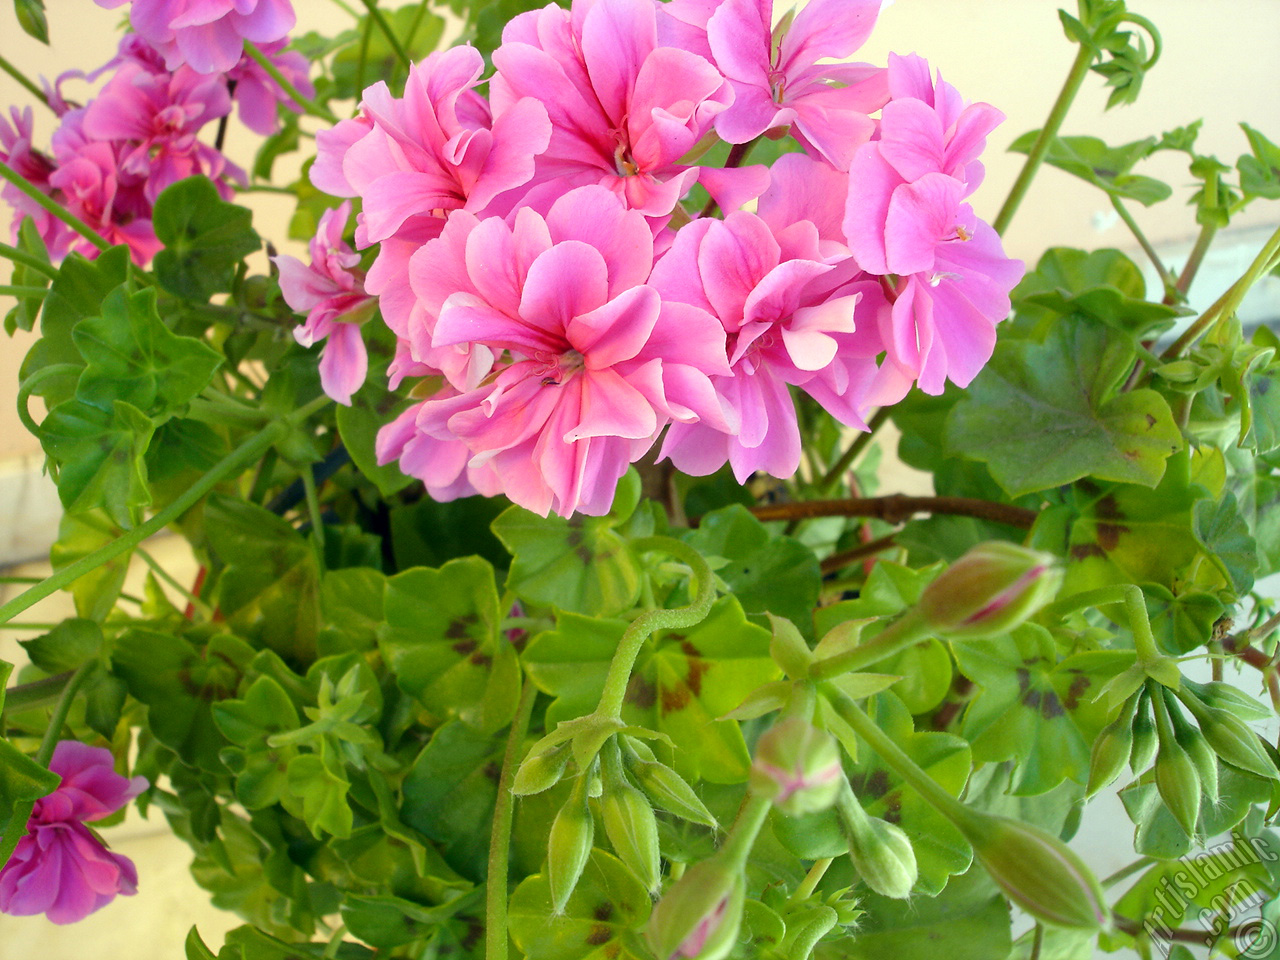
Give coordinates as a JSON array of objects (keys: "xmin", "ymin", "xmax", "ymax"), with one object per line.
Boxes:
[{"xmin": 1, "ymin": 0, "xmax": 1279, "ymax": 957}]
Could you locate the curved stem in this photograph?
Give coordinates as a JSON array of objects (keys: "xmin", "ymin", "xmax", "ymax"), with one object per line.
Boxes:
[
  {"xmin": 485, "ymin": 677, "xmax": 538, "ymax": 960},
  {"xmin": 17, "ymin": 363, "xmax": 80, "ymax": 437},
  {"xmin": 0, "ymin": 661, "xmax": 96, "ymax": 869},
  {"xmin": 0, "ymin": 394, "xmax": 331, "ymax": 627},
  {"xmin": 0, "ymin": 161, "xmax": 110, "ymax": 252},
  {"xmin": 243, "ymin": 43, "xmax": 337, "ymax": 125},
  {"xmin": 358, "ymin": 0, "xmax": 412, "ymax": 69},
  {"xmin": 1120, "ymin": 13, "xmax": 1162, "ymax": 71},
  {"xmin": 992, "ymin": 42, "xmax": 1094, "ymax": 236},
  {"xmin": 749, "ymin": 495, "xmax": 1038, "ymax": 530},
  {"xmin": 595, "ymin": 537, "xmax": 715, "ymax": 719},
  {"xmin": 0, "ymin": 242, "xmax": 56, "ymax": 279}
]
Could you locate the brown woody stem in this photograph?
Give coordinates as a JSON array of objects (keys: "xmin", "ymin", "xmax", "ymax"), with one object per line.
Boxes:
[{"xmin": 750, "ymin": 495, "xmax": 1038, "ymax": 530}]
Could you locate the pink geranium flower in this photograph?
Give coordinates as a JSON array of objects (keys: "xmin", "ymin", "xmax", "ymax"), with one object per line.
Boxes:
[
  {"xmin": 700, "ymin": 0, "xmax": 889, "ymax": 169},
  {"xmin": 274, "ymin": 201, "xmax": 377, "ymax": 406},
  {"xmin": 0, "ymin": 107, "xmax": 73, "ymax": 256},
  {"xmin": 0, "ymin": 742, "xmax": 148, "ymax": 925},
  {"xmin": 226, "ymin": 38, "xmax": 314, "ymax": 135},
  {"xmin": 94, "ymin": 0, "xmax": 296, "ymax": 75},
  {"xmin": 490, "ymin": 0, "xmax": 759, "ymax": 218},
  {"xmin": 384, "ymin": 185, "xmax": 730, "ymax": 517}
]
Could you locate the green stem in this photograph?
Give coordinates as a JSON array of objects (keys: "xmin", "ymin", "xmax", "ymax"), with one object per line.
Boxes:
[
  {"xmin": 1101, "ymin": 856, "xmax": 1154, "ymax": 889},
  {"xmin": 486, "ymin": 677, "xmax": 539, "ymax": 960},
  {"xmin": 1110, "ymin": 196, "xmax": 1177, "ymax": 296},
  {"xmin": 717, "ymin": 793, "xmax": 771, "ymax": 868},
  {"xmin": 0, "ymin": 395, "xmax": 331, "ymax": 628},
  {"xmin": 0, "ymin": 576, "xmax": 43, "ymax": 584},
  {"xmin": 826, "ymin": 689, "xmax": 970, "ymax": 829},
  {"xmin": 1174, "ymin": 223, "xmax": 1217, "ymax": 298},
  {"xmin": 808, "ymin": 608, "xmax": 930, "ymax": 681},
  {"xmin": 135, "ymin": 546, "xmax": 209, "ymax": 615},
  {"xmin": 818, "ymin": 408, "xmax": 890, "ymax": 496},
  {"xmin": 2, "ymin": 671, "xmax": 73, "ymax": 715},
  {"xmin": 0, "ymin": 622, "xmax": 57, "ymax": 630},
  {"xmin": 358, "ymin": 0, "xmax": 412, "ymax": 69},
  {"xmin": 0, "ymin": 54, "xmax": 52, "ymax": 112},
  {"xmin": 354, "ymin": 10, "xmax": 374, "ymax": 101},
  {"xmin": 788, "ymin": 858, "xmax": 834, "ymax": 904},
  {"xmin": 0, "ymin": 661, "xmax": 95, "ymax": 869},
  {"xmin": 325, "ymin": 0, "xmax": 360, "ymax": 16},
  {"xmin": 301, "ymin": 464, "xmax": 327, "ymax": 565},
  {"xmin": 0, "ymin": 162, "xmax": 110, "ymax": 252},
  {"xmin": 1162, "ymin": 222, "xmax": 1280, "ymax": 360},
  {"xmin": 0, "ymin": 242, "xmax": 57, "ymax": 279},
  {"xmin": 17, "ymin": 363, "xmax": 80, "ymax": 437},
  {"xmin": 595, "ymin": 537, "xmax": 715, "ymax": 719},
  {"xmin": 243, "ymin": 43, "xmax": 338, "ymax": 125},
  {"xmin": 992, "ymin": 42, "xmax": 1095, "ymax": 236},
  {"xmin": 1123, "ymin": 585, "xmax": 1160, "ymax": 667},
  {"xmin": 0, "ymin": 284, "xmax": 52, "ymax": 298}
]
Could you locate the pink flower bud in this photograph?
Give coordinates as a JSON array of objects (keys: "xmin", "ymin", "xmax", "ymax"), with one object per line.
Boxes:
[
  {"xmin": 647, "ymin": 860, "xmax": 745, "ymax": 960},
  {"xmin": 749, "ymin": 717, "xmax": 843, "ymax": 816},
  {"xmin": 917, "ymin": 542, "xmax": 1061, "ymax": 639}
]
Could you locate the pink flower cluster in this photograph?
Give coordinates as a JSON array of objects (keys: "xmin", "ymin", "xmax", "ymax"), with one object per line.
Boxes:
[
  {"xmin": 1, "ymin": 10, "xmax": 309, "ymax": 265},
  {"xmin": 0, "ymin": 742, "xmax": 147, "ymax": 925},
  {"xmin": 302, "ymin": 0, "xmax": 1022, "ymax": 518}
]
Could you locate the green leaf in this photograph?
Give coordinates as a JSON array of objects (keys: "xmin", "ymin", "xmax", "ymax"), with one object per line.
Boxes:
[
  {"xmin": 214, "ymin": 676, "xmax": 300, "ymax": 810},
  {"xmin": 390, "ymin": 494, "xmax": 511, "ymax": 571},
  {"xmin": 493, "ymin": 505, "xmax": 642, "ymax": 617},
  {"xmin": 523, "ymin": 596, "xmax": 779, "ymax": 784},
  {"xmin": 13, "ymin": 0, "xmax": 48, "ymax": 43},
  {"xmin": 508, "ymin": 849, "xmax": 651, "ymax": 960},
  {"xmin": 286, "ymin": 748, "xmax": 353, "ymax": 839},
  {"xmin": 401, "ymin": 719, "xmax": 503, "ymax": 882},
  {"xmin": 340, "ymin": 892, "xmax": 477, "ymax": 949},
  {"xmin": 335, "ymin": 322, "xmax": 414, "ymax": 496},
  {"xmin": 152, "ymin": 177, "xmax": 261, "ymax": 301},
  {"xmin": 1120, "ymin": 764, "xmax": 1272, "ymax": 858},
  {"xmin": 39, "ymin": 398, "xmax": 154, "ymax": 525},
  {"xmin": 73, "ymin": 286, "xmax": 221, "ymax": 418},
  {"xmin": 1143, "ymin": 584, "xmax": 1225, "ymax": 655},
  {"xmin": 684, "ymin": 504, "xmax": 821, "ymax": 636},
  {"xmin": 1238, "ymin": 123, "xmax": 1280, "ymax": 200},
  {"xmin": 318, "ymin": 568, "xmax": 385, "ymax": 657},
  {"xmin": 0, "ymin": 734, "xmax": 59, "ymax": 829},
  {"xmin": 113, "ymin": 630, "xmax": 254, "ymax": 772},
  {"xmin": 946, "ymin": 319, "xmax": 1183, "ymax": 496},
  {"xmin": 378, "ymin": 557, "xmax": 517, "ymax": 733},
  {"xmin": 1193, "ymin": 492, "xmax": 1258, "ymax": 595},
  {"xmin": 1008, "ymin": 133, "xmax": 1169, "ymax": 205},
  {"xmin": 954, "ymin": 626, "xmax": 1123, "ymax": 794},
  {"xmin": 4, "ymin": 218, "xmax": 51, "ymax": 334},
  {"xmin": 330, "ymin": 5, "xmax": 446, "ymax": 100},
  {"xmin": 841, "ymin": 864, "xmax": 1010, "ymax": 959},
  {"xmin": 21, "ymin": 247, "xmax": 129, "ymax": 408},
  {"xmin": 19, "ymin": 617, "xmax": 102, "ymax": 673},
  {"xmin": 205, "ymin": 496, "xmax": 321, "ymax": 663}
]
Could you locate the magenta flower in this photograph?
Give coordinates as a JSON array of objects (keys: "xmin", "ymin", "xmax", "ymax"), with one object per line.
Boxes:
[
  {"xmin": 226, "ymin": 38, "xmax": 314, "ymax": 135},
  {"xmin": 383, "ymin": 185, "xmax": 729, "ymax": 517},
  {"xmin": 0, "ymin": 107, "xmax": 72, "ymax": 256},
  {"xmin": 0, "ymin": 742, "xmax": 147, "ymax": 925},
  {"xmin": 47, "ymin": 138, "xmax": 162, "ymax": 264},
  {"xmin": 843, "ymin": 54, "xmax": 1022, "ymax": 393},
  {"xmin": 94, "ymin": 0, "xmax": 296, "ymax": 75},
  {"xmin": 703, "ymin": 0, "xmax": 889, "ymax": 169},
  {"xmin": 274, "ymin": 201, "xmax": 377, "ymax": 406},
  {"xmin": 490, "ymin": 0, "xmax": 752, "ymax": 218},
  {"xmin": 83, "ymin": 62, "xmax": 234, "ymax": 204}
]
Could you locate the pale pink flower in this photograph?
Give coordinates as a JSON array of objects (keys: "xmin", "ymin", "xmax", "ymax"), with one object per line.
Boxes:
[
  {"xmin": 385, "ymin": 185, "xmax": 729, "ymax": 517},
  {"xmin": 490, "ymin": 0, "xmax": 761, "ymax": 218},
  {"xmin": 94, "ymin": 0, "xmax": 296, "ymax": 75},
  {"xmin": 274, "ymin": 201, "xmax": 377, "ymax": 405},
  {"xmin": 0, "ymin": 742, "xmax": 147, "ymax": 925},
  {"xmin": 83, "ymin": 62, "xmax": 234, "ymax": 204},
  {"xmin": 700, "ymin": 0, "xmax": 889, "ymax": 169}
]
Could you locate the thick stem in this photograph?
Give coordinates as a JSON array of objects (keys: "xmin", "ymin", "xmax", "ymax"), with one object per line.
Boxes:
[
  {"xmin": 243, "ymin": 43, "xmax": 338, "ymax": 125},
  {"xmin": 809, "ymin": 608, "xmax": 930, "ymax": 681},
  {"xmin": 717, "ymin": 793, "xmax": 771, "ymax": 868},
  {"xmin": 1173, "ymin": 223, "xmax": 1218, "ymax": 299},
  {"xmin": 485, "ymin": 678, "xmax": 538, "ymax": 960},
  {"xmin": 992, "ymin": 43, "xmax": 1095, "ymax": 236},
  {"xmin": 2, "ymin": 671, "xmax": 73, "ymax": 715},
  {"xmin": 595, "ymin": 537, "xmax": 715, "ymax": 719},
  {"xmin": 0, "ymin": 161, "xmax": 110, "ymax": 252},
  {"xmin": 0, "ymin": 395, "xmax": 331, "ymax": 627},
  {"xmin": 819, "ymin": 534, "xmax": 899, "ymax": 575},
  {"xmin": 749, "ymin": 495, "xmax": 1038, "ymax": 530},
  {"xmin": 788, "ymin": 857, "xmax": 833, "ymax": 904}
]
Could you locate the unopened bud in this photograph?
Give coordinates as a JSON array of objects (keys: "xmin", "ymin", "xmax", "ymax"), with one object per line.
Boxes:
[
  {"xmin": 548, "ymin": 786, "xmax": 595, "ymax": 913},
  {"xmin": 750, "ymin": 718, "xmax": 842, "ymax": 816},
  {"xmin": 839, "ymin": 798, "xmax": 917, "ymax": 899},
  {"xmin": 1196, "ymin": 707, "xmax": 1278, "ymax": 781},
  {"xmin": 1184, "ymin": 680, "xmax": 1271, "ymax": 721},
  {"xmin": 602, "ymin": 776, "xmax": 662, "ymax": 894},
  {"xmin": 917, "ymin": 542, "xmax": 1061, "ymax": 640},
  {"xmin": 958, "ymin": 811, "xmax": 1109, "ymax": 930},
  {"xmin": 768, "ymin": 614, "xmax": 813, "ymax": 679},
  {"xmin": 626, "ymin": 753, "xmax": 718, "ymax": 829},
  {"xmin": 647, "ymin": 859, "xmax": 745, "ymax": 960},
  {"xmin": 1086, "ymin": 717, "xmax": 1133, "ymax": 797},
  {"xmin": 1154, "ymin": 741, "xmax": 1201, "ymax": 837},
  {"xmin": 513, "ymin": 741, "xmax": 572, "ymax": 796},
  {"xmin": 1177, "ymin": 723, "xmax": 1219, "ymax": 803},
  {"xmin": 1129, "ymin": 689, "xmax": 1157, "ymax": 773}
]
